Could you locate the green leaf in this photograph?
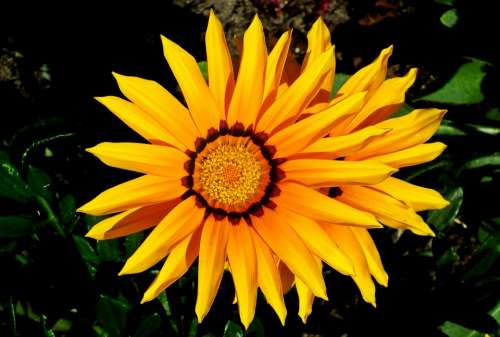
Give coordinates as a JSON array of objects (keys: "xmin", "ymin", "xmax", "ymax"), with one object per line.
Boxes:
[
  {"xmin": 427, "ymin": 186, "xmax": 463, "ymax": 231},
  {"xmin": 439, "ymin": 321, "xmax": 483, "ymax": 337},
  {"xmin": 199, "ymin": 61, "xmax": 208, "ymax": 81},
  {"xmin": 51, "ymin": 318, "xmax": 72, "ymax": 332},
  {"xmin": 41, "ymin": 315, "xmax": 56, "ymax": 337},
  {"xmin": 0, "ymin": 151, "xmax": 33, "ymax": 203},
  {"xmin": 59, "ymin": 195, "xmax": 76, "ymax": 224},
  {"xmin": 223, "ymin": 321, "xmax": 244, "ymax": 337},
  {"xmin": 416, "ymin": 59, "xmax": 487, "ymax": 104},
  {"xmin": 486, "ymin": 108, "xmax": 500, "ymax": 121},
  {"xmin": 124, "ymin": 232, "xmax": 144, "ymax": 258},
  {"xmin": 157, "ymin": 292, "xmax": 179, "ymax": 334},
  {"xmin": 0, "ymin": 215, "xmax": 38, "ymax": 237},
  {"xmin": 96, "ymin": 239, "xmax": 120, "ymax": 263},
  {"xmin": 392, "ymin": 103, "xmax": 414, "ymax": 118},
  {"xmin": 188, "ymin": 318, "xmax": 198, "ymax": 337},
  {"xmin": 96, "ymin": 295, "xmax": 131, "ymax": 337},
  {"xmin": 461, "ymin": 154, "xmax": 500, "ymax": 172},
  {"xmin": 330, "ymin": 73, "xmax": 349, "ymax": 99},
  {"xmin": 435, "ymin": 0, "xmax": 455, "ymax": 6},
  {"xmin": 133, "ymin": 313, "xmax": 161, "ymax": 337},
  {"xmin": 248, "ymin": 317, "xmax": 266, "ymax": 337},
  {"xmin": 437, "ymin": 120, "xmax": 467, "ymax": 136},
  {"xmin": 440, "ymin": 9, "xmax": 458, "ymax": 28},
  {"xmin": 27, "ymin": 166, "xmax": 52, "ymax": 200},
  {"xmin": 464, "ymin": 233, "xmax": 500, "ymax": 281},
  {"xmin": 73, "ymin": 235, "xmax": 100, "ymax": 265}
]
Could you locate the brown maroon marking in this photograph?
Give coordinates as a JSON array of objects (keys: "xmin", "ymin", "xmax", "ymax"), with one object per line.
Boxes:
[
  {"xmin": 185, "ymin": 149, "xmax": 197, "ymax": 159},
  {"xmin": 265, "ymin": 184, "xmax": 281, "ymax": 197},
  {"xmin": 262, "ymin": 198, "xmax": 277, "ymax": 210},
  {"xmin": 219, "ymin": 120, "xmax": 229, "ymax": 135},
  {"xmin": 203, "ymin": 208, "xmax": 212, "ymax": 219},
  {"xmin": 261, "ymin": 145, "xmax": 276, "ymax": 160},
  {"xmin": 228, "ymin": 212, "xmax": 242, "ymax": 225},
  {"xmin": 213, "ymin": 208, "xmax": 227, "ymax": 220},
  {"xmin": 270, "ymin": 158, "xmax": 286, "ymax": 166},
  {"xmin": 181, "ymin": 189, "xmax": 195, "ymax": 200},
  {"xmin": 270, "ymin": 167, "xmax": 286, "ymax": 182},
  {"xmin": 195, "ymin": 194, "xmax": 208, "ymax": 208},
  {"xmin": 329, "ymin": 187, "xmax": 343, "ymax": 198},
  {"xmin": 248, "ymin": 203, "xmax": 264, "ymax": 217},
  {"xmin": 230, "ymin": 122, "xmax": 245, "ymax": 136},
  {"xmin": 243, "ymin": 213, "xmax": 252, "ymax": 225},
  {"xmin": 184, "ymin": 159, "xmax": 195, "ymax": 174},
  {"xmin": 181, "ymin": 176, "xmax": 193, "ymax": 188},
  {"xmin": 243, "ymin": 124, "xmax": 254, "ymax": 137},
  {"xmin": 251, "ymin": 132, "xmax": 268, "ymax": 146},
  {"xmin": 195, "ymin": 137, "xmax": 207, "ymax": 153},
  {"xmin": 206, "ymin": 127, "xmax": 219, "ymax": 142}
]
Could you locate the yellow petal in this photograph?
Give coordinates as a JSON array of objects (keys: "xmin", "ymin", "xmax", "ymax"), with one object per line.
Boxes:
[
  {"xmin": 338, "ymin": 45, "xmax": 393, "ymax": 98},
  {"xmin": 227, "ymin": 223, "xmax": 258, "ymax": 329},
  {"xmin": 95, "ymin": 96, "xmax": 176, "ymax": 145},
  {"xmin": 252, "ymin": 210, "xmax": 327, "ymax": 300},
  {"xmin": 112, "ymin": 73, "xmax": 200, "ymax": 149},
  {"xmin": 119, "ymin": 196, "xmax": 204, "ymax": 275},
  {"xmin": 267, "ymin": 92, "xmax": 366, "ymax": 158},
  {"xmin": 263, "ymin": 30, "xmax": 292, "ymax": 107},
  {"xmin": 296, "ymin": 127, "xmax": 390, "ymax": 159},
  {"xmin": 322, "ymin": 224, "xmax": 376, "ymax": 306},
  {"xmin": 280, "ymin": 208, "xmax": 354, "ymax": 276},
  {"xmin": 196, "ymin": 216, "xmax": 230, "ymax": 323},
  {"xmin": 250, "ymin": 229, "xmax": 287, "ymax": 325},
  {"xmin": 301, "ymin": 17, "xmax": 334, "ymax": 104},
  {"xmin": 281, "ymin": 159, "xmax": 397, "ymax": 187},
  {"xmin": 350, "ymin": 227, "xmax": 388, "ymax": 287},
  {"xmin": 256, "ymin": 47, "xmax": 335, "ymax": 134},
  {"xmin": 347, "ymin": 108, "xmax": 446, "ymax": 160},
  {"xmin": 206, "ymin": 10, "xmax": 235, "ymax": 114},
  {"xmin": 338, "ymin": 186, "xmax": 435, "ymax": 236},
  {"xmin": 78, "ymin": 175, "xmax": 184, "ymax": 216},
  {"xmin": 227, "ymin": 15, "xmax": 267, "ymax": 127},
  {"xmin": 296, "ymin": 275, "xmax": 315, "ymax": 324},
  {"xmin": 342, "ymin": 68, "xmax": 417, "ymax": 133},
  {"xmin": 161, "ymin": 35, "xmax": 221, "ymax": 133},
  {"xmin": 87, "ymin": 142, "xmax": 188, "ymax": 178},
  {"xmin": 368, "ymin": 142, "xmax": 447, "ymax": 168},
  {"xmin": 278, "ymin": 182, "xmax": 382, "ymax": 228},
  {"xmin": 142, "ymin": 226, "xmax": 202, "ymax": 303},
  {"xmin": 86, "ymin": 200, "xmax": 179, "ymax": 240},
  {"xmin": 371, "ymin": 177, "xmax": 449, "ymax": 211}
]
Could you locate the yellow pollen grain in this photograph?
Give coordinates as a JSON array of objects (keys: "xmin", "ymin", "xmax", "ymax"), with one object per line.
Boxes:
[{"xmin": 199, "ymin": 143, "xmax": 262, "ymax": 206}]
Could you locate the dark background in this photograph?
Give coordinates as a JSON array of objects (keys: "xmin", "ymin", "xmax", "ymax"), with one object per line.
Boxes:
[{"xmin": 1, "ymin": 1, "xmax": 499, "ymax": 336}]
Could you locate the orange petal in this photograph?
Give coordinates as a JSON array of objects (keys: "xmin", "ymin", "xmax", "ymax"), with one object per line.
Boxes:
[
  {"xmin": 252, "ymin": 210, "xmax": 327, "ymax": 300},
  {"xmin": 86, "ymin": 142, "xmax": 187, "ymax": 178},
  {"xmin": 161, "ymin": 35, "xmax": 221, "ymax": 133},
  {"xmin": 350, "ymin": 227, "xmax": 388, "ymax": 286},
  {"xmin": 142, "ymin": 226, "xmax": 202, "ymax": 302},
  {"xmin": 196, "ymin": 216, "xmax": 230, "ymax": 322},
  {"xmin": 263, "ymin": 30, "xmax": 292, "ymax": 108},
  {"xmin": 227, "ymin": 15, "xmax": 267, "ymax": 127},
  {"xmin": 86, "ymin": 200, "xmax": 179, "ymax": 240},
  {"xmin": 278, "ymin": 182, "xmax": 382, "ymax": 228},
  {"xmin": 368, "ymin": 142, "xmax": 447, "ymax": 168},
  {"xmin": 206, "ymin": 10, "xmax": 235, "ymax": 115},
  {"xmin": 119, "ymin": 196, "xmax": 204, "ymax": 275},
  {"xmin": 78, "ymin": 175, "xmax": 185, "ymax": 216},
  {"xmin": 227, "ymin": 223, "xmax": 258, "ymax": 329}
]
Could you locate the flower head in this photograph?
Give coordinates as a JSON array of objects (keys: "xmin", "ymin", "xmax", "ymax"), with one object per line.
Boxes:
[{"xmin": 79, "ymin": 11, "xmax": 448, "ymax": 327}]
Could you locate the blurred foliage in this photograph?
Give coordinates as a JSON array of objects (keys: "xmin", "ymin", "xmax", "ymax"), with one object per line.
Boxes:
[{"xmin": 1, "ymin": 0, "xmax": 499, "ymax": 336}]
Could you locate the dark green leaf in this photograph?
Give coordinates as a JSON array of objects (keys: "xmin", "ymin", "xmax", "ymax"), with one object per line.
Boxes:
[
  {"xmin": 157, "ymin": 292, "xmax": 179, "ymax": 333},
  {"xmin": 96, "ymin": 295, "xmax": 131, "ymax": 337},
  {"xmin": 464, "ymin": 233, "xmax": 500, "ymax": 281},
  {"xmin": 51, "ymin": 318, "xmax": 72, "ymax": 332},
  {"xmin": 59, "ymin": 195, "xmax": 76, "ymax": 224},
  {"xmin": 427, "ymin": 186, "xmax": 463, "ymax": 231},
  {"xmin": 392, "ymin": 103, "xmax": 414, "ymax": 117},
  {"xmin": 73, "ymin": 235, "xmax": 100, "ymax": 265},
  {"xmin": 461, "ymin": 154, "xmax": 500, "ymax": 172},
  {"xmin": 0, "ymin": 215, "xmax": 38, "ymax": 237},
  {"xmin": 330, "ymin": 73, "xmax": 349, "ymax": 99},
  {"xmin": 437, "ymin": 121, "xmax": 467, "ymax": 136},
  {"xmin": 199, "ymin": 61, "xmax": 208, "ymax": 81},
  {"xmin": 124, "ymin": 232, "xmax": 144, "ymax": 258},
  {"xmin": 435, "ymin": 0, "xmax": 455, "ymax": 6},
  {"xmin": 41, "ymin": 315, "xmax": 56, "ymax": 337},
  {"xmin": 223, "ymin": 321, "xmax": 244, "ymax": 337},
  {"xmin": 134, "ymin": 313, "xmax": 161, "ymax": 337},
  {"xmin": 0, "ymin": 151, "xmax": 33, "ymax": 203},
  {"xmin": 248, "ymin": 317, "xmax": 265, "ymax": 337},
  {"xmin": 439, "ymin": 321, "xmax": 483, "ymax": 337},
  {"xmin": 416, "ymin": 59, "xmax": 487, "ymax": 104},
  {"xmin": 97, "ymin": 239, "xmax": 120, "ymax": 262},
  {"xmin": 188, "ymin": 318, "xmax": 198, "ymax": 337},
  {"xmin": 27, "ymin": 165, "xmax": 52, "ymax": 200},
  {"xmin": 486, "ymin": 108, "xmax": 500, "ymax": 121},
  {"xmin": 440, "ymin": 9, "xmax": 458, "ymax": 28}
]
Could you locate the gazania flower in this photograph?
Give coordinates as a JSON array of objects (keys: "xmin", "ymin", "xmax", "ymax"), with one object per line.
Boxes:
[{"xmin": 79, "ymin": 11, "xmax": 448, "ymax": 327}]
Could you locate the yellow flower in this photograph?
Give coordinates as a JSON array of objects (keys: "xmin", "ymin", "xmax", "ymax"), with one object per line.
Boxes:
[{"xmin": 79, "ymin": 12, "xmax": 448, "ymax": 328}]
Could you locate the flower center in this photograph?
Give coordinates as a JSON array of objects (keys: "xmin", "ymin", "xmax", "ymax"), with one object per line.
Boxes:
[{"xmin": 199, "ymin": 143, "xmax": 262, "ymax": 207}]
